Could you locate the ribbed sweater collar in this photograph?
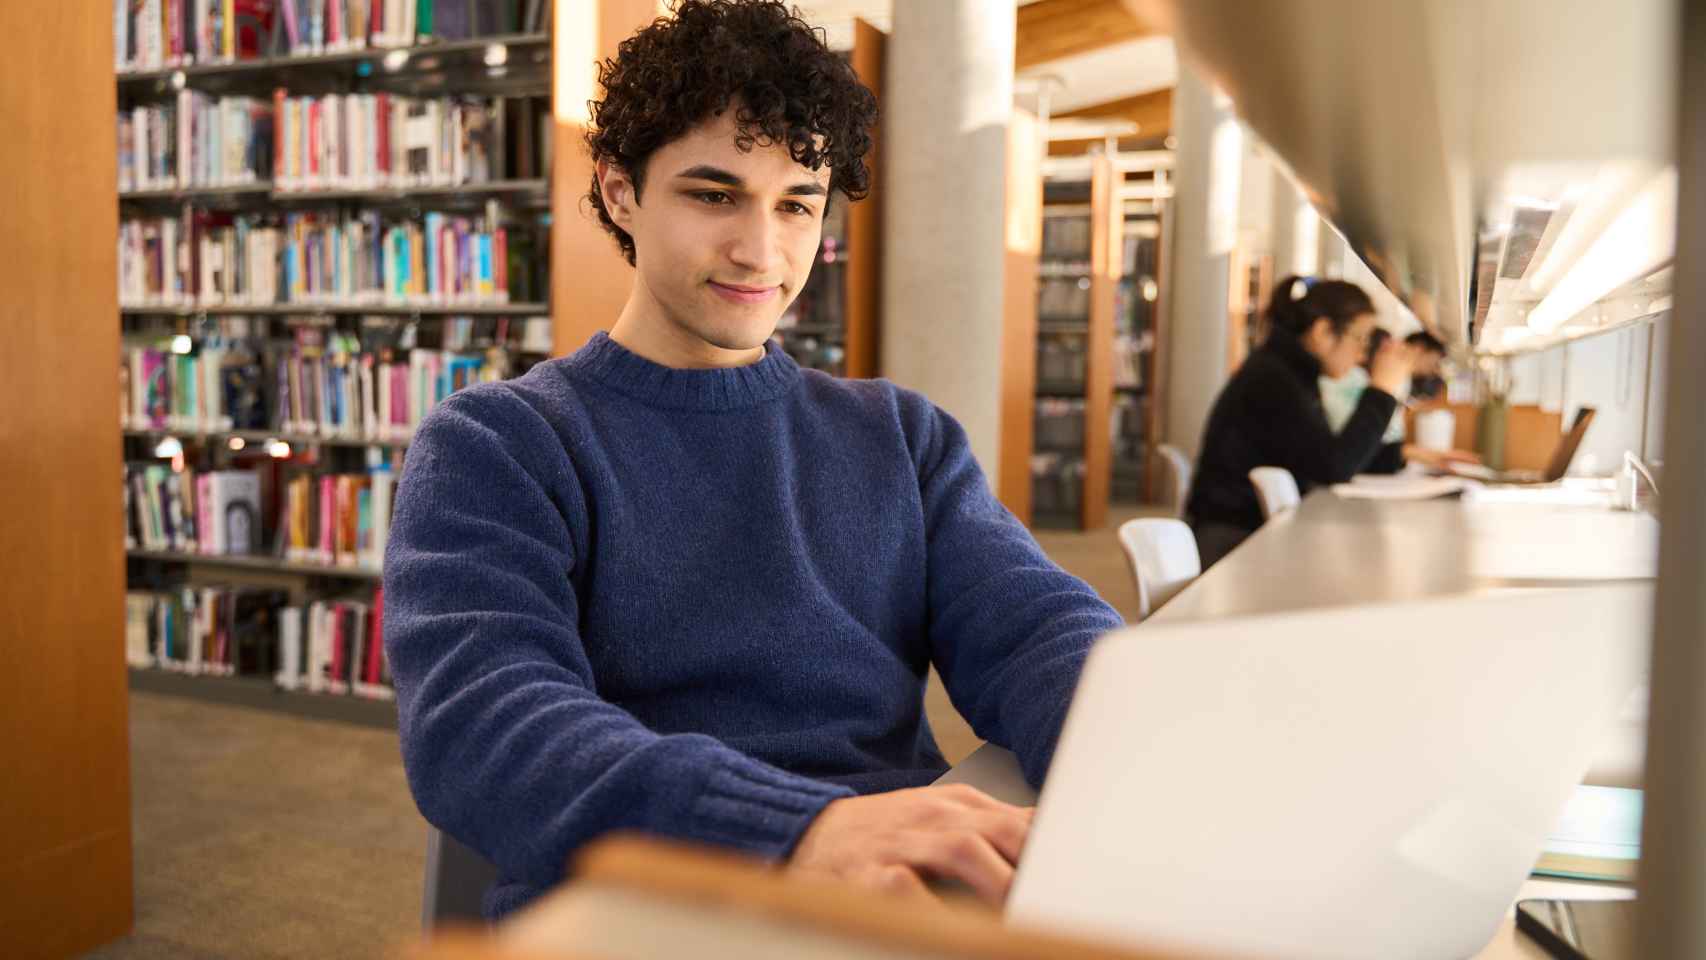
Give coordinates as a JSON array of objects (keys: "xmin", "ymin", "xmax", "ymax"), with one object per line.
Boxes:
[{"xmin": 561, "ymin": 331, "xmax": 801, "ymax": 411}]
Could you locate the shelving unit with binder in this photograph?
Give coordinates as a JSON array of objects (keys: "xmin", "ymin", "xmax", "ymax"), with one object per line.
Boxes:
[{"xmin": 115, "ymin": 0, "xmax": 554, "ymax": 726}]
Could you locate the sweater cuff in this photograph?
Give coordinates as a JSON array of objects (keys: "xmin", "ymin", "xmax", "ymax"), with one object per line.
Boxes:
[{"xmin": 690, "ymin": 761, "xmax": 855, "ymax": 862}]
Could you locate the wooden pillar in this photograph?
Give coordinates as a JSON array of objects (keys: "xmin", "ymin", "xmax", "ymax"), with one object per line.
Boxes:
[
  {"xmin": 552, "ymin": 0, "xmax": 668, "ymax": 356},
  {"xmin": 843, "ymin": 19, "xmax": 888, "ymax": 380},
  {"xmin": 0, "ymin": 2, "xmax": 133, "ymax": 955},
  {"xmin": 999, "ymin": 108, "xmax": 1043, "ymax": 523},
  {"xmin": 1081, "ymin": 152, "xmax": 1119, "ymax": 530}
]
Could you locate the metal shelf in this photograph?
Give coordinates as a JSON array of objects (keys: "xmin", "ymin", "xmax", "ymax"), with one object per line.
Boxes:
[
  {"xmin": 1036, "ymin": 382, "xmax": 1088, "ymax": 398},
  {"xmin": 120, "ymin": 302, "xmax": 549, "ymax": 317},
  {"xmin": 124, "ymin": 427, "xmax": 414, "ymax": 450},
  {"xmin": 120, "ymin": 178, "xmax": 550, "ymax": 211},
  {"xmin": 117, "ymin": 33, "xmax": 552, "ymax": 100},
  {"xmin": 128, "ymin": 548, "xmax": 383, "ymax": 581},
  {"xmin": 129, "ymin": 668, "xmax": 395, "ymax": 728}
]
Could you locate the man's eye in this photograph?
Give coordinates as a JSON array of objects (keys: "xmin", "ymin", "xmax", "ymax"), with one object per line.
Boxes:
[
  {"xmin": 695, "ymin": 191, "xmax": 733, "ymax": 206},
  {"xmin": 780, "ymin": 201, "xmax": 812, "ymax": 216}
]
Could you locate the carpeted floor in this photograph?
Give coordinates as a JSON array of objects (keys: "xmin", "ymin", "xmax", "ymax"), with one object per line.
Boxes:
[{"xmin": 84, "ymin": 504, "xmax": 1155, "ymax": 958}]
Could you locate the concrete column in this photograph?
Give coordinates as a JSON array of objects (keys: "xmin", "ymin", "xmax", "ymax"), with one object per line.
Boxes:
[
  {"xmin": 1161, "ymin": 63, "xmax": 1236, "ymax": 458},
  {"xmin": 1270, "ymin": 166, "xmax": 1320, "ymax": 279},
  {"xmin": 881, "ymin": 0, "xmax": 1015, "ymax": 477}
]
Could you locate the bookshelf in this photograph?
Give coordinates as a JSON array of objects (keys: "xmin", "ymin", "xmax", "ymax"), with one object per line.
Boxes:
[
  {"xmin": 767, "ymin": 29, "xmax": 887, "ymax": 378},
  {"xmin": 1029, "ymin": 151, "xmax": 1167, "ymax": 529},
  {"xmin": 121, "ymin": 303, "xmax": 549, "ymax": 316},
  {"xmin": 127, "ymin": 548, "xmax": 385, "ymax": 580},
  {"xmin": 116, "ymin": 2, "xmax": 552, "ymax": 721}
]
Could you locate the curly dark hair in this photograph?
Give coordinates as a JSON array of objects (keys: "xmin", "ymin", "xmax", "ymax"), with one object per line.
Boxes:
[{"xmin": 584, "ymin": 0, "xmax": 879, "ymax": 265}]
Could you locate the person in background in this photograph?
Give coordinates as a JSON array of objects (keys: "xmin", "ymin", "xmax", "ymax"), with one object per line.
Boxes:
[
  {"xmin": 1405, "ymin": 330, "xmax": 1448, "ymax": 401},
  {"xmin": 1319, "ymin": 326, "xmax": 1477, "ymax": 473},
  {"xmin": 1185, "ymin": 276, "xmax": 1414, "ymax": 568}
]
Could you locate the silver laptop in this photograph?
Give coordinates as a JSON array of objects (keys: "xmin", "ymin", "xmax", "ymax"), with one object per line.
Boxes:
[{"xmin": 1005, "ymin": 584, "xmax": 1651, "ymax": 960}]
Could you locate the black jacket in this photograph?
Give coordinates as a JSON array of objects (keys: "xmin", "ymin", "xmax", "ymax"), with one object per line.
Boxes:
[{"xmin": 1186, "ymin": 333, "xmax": 1400, "ymax": 533}]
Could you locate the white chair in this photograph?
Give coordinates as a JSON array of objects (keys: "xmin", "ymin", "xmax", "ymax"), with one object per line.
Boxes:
[
  {"xmin": 1116, "ymin": 518, "xmax": 1202, "ymax": 621},
  {"xmin": 1248, "ymin": 466, "xmax": 1301, "ymax": 519},
  {"xmin": 1155, "ymin": 444, "xmax": 1193, "ymax": 518}
]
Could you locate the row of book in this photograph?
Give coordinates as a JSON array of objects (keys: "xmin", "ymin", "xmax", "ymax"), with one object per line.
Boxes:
[
  {"xmin": 126, "ymin": 586, "xmax": 283, "ymax": 676},
  {"xmin": 120, "ymin": 94, "xmax": 272, "ymax": 192},
  {"xmin": 125, "ymin": 458, "xmax": 397, "ymax": 570},
  {"xmin": 121, "ymin": 332, "xmax": 525, "ymax": 439},
  {"xmin": 119, "ymin": 92, "xmax": 548, "ymax": 194},
  {"xmin": 126, "ymin": 587, "xmax": 393, "ymax": 698},
  {"xmin": 126, "ymin": 465, "xmax": 265, "ymax": 555},
  {"xmin": 278, "ymin": 468, "xmax": 396, "ymax": 567},
  {"xmin": 116, "ymin": 0, "xmax": 550, "ymax": 73},
  {"xmin": 1038, "ymin": 276, "xmax": 1093, "ymax": 321},
  {"xmin": 119, "ymin": 210, "xmax": 530, "ymax": 307},
  {"xmin": 271, "ymin": 91, "xmax": 550, "ymax": 190}
]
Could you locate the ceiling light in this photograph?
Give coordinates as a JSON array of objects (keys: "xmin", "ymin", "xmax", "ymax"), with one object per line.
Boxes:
[
  {"xmin": 1527, "ymin": 167, "xmax": 1677, "ymax": 334},
  {"xmin": 228, "ymin": 437, "xmax": 246, "ymax": 451},
  {"xmin": 268, "ymin": 440, "xmax": 292, "ymax": 458}
]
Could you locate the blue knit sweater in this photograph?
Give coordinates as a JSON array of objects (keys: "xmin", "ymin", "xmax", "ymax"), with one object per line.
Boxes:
[{"xmin": 382, "ymin": 332, "xmax": 1123, "ymax": 917}]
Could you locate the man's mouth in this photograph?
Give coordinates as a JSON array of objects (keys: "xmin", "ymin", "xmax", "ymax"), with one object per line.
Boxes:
[{"xmin": 707, "ymin": 281, "xmax": 781, "ymax": 304}]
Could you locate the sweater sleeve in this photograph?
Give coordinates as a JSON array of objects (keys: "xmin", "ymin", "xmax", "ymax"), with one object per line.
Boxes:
[
  {"xmin": 383, "ymin": 386, "xmax": 851, "ymax": 890},
  {"xmin": 907, "ymin": 400, "xmax": 1125, "ymax": 790},
  {"xmin": 1258, "ymin": 374, "xmax": 1399, "ymax": 486}
]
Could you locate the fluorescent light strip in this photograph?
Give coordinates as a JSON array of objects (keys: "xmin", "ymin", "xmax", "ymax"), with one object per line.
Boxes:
[{"xmin": 1527, "ymin": 167, "xmax": 1677, "ymax": 335}]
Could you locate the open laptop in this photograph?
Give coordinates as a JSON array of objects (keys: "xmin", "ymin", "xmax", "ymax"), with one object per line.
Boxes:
[
  {"xmin": 1444, "ymin": 406, "xmax": 1597, "ymax": 484},
  {"xmin": 1003, "ymin": 583, "xmax": 1650, "ymax": 960}
]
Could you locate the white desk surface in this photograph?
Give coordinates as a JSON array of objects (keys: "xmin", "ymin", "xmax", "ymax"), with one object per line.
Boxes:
[{"xmin": 942, "ymin": 491, "xmax": 1649, "ymax": 959}]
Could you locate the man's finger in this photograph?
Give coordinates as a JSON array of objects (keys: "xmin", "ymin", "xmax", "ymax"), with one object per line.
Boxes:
[
  {"xmin": 864, "ymin": 863, "xmax": 937, "ymax": 904},
  {"xmin": 971, "ymin": 808, "xmax": 1032, "ymax": 866},
  {"xmin": 907, "ymin": 830, "xmax": 1016, "ymax": 906}
]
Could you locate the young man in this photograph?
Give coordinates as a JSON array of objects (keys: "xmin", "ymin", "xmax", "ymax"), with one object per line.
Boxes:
[{"xmin": 383, "ymin": 0, "xmax": 1122, "ymax": 918}]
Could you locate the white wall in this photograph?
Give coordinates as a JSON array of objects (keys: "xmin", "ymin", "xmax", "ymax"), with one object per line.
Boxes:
[{"xmin": 1505, "ymin": 316, "xmax": 1669, "ymax": 474}]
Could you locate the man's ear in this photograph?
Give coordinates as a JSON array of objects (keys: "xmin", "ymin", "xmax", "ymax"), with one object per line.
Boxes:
[{"xmin": 596, "ymin": 159, "xmax": 637, "ymax": 228}]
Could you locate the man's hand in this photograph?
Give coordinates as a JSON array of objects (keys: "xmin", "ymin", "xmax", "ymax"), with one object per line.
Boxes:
[
  {"xmin": 1369, "ymin": 339, "xmax": 1418, "ymax": 396},
  {"xmin": 787, "ymin": 784, "xmax": 1033, "ymax": 907}
]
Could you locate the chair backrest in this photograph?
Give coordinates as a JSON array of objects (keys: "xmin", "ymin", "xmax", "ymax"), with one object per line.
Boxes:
[
  {"xmin": 1248, "ymin": 466, "xmax": 1301, "ymax": 520},
  {"xmin": 1117, "ymin": 518, "xmax": 1203, "ymax": 621},
  {"xmin": 1155, "ymin": 444, "xmax": 1193, "ymax": 518},
  {"xmin": 423, "ymin": 825, "xmax": 501, "ymax": 929}
]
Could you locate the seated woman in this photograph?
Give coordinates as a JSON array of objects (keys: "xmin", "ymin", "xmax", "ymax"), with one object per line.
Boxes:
[
  {"xmin": 1321, "ymin": 328, "xmax": 1480, "ymax": 472},
  {"xmin": 1185, "ymin": 276, "xmax": 1413, "ymax": 568}
]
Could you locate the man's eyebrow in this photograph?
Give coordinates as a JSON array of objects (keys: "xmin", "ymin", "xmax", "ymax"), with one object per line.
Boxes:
[{"xmin": 674, "ymin": 164, "xmax": 828, "ymax": 198}]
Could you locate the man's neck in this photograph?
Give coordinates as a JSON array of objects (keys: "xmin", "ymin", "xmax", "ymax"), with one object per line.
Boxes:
[{"xmin": 608, "ymin": 282, "xmax": 767, "ymax": 370}]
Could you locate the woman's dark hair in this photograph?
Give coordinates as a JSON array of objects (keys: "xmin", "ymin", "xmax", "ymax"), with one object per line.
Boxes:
[
  {"xmin": 584, "ymin": 0, "xmax": 880, "ymax": 265},
  {"xmin": 1264, "ymin": 275, "xmax": 1376, "ymax": 340}
]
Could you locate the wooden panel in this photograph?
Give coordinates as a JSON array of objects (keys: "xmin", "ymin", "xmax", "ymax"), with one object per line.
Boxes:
[
  {"xmin": 1082, "ymin": 153, "xmax": 1119, "ymax": 530},
  {"xmin": 1000, "ymin": 110, "xmax": 1044, "ymax": 524},
  {"xmin": 1050, "ymin": 90, "xmax": 1173, "ymax": 155},
  {"xmin": 1406, "ymin": 402, "xmax": 1564, "ymax": 471},
  {"xmin": 1016, "ymin": 0, "xmax": 1154, "ymax": 71},
  {"xmin": 1056, "ymin": 89, "xmax": 1173, "ymax": 130},
  {"xmin": 844, "ymin": 19, "xmax": 887, "ymax": 380},
  {"xmin": 0, "ymin": 2, "xmax": 133, "ymax": 956},
  {"xmin": 551, "ymin": 0, "xmax": 667, "ymax": 357}
]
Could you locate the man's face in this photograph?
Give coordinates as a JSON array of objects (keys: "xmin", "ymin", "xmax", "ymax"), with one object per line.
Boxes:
[{"xmin": 599, "ymin": 109, "xmax": 829, "ymax": 358}]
